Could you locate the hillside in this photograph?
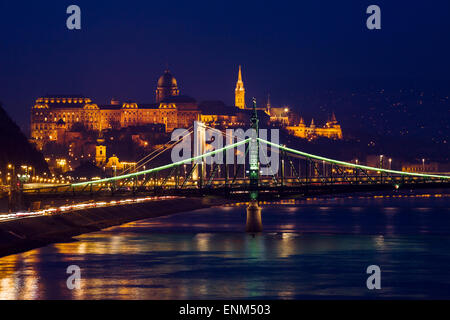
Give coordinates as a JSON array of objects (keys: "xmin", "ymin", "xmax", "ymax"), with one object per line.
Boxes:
[{"xmin": 0, "ymin": 103, "xmax": 48, "ymax": 174}]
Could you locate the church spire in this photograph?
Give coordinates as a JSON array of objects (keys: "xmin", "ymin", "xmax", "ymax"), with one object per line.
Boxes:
[
  {"xmin": 265, "ymin": 93, "xmax": 271, "ymax": 115},
  {"xmin": 97, "ymin": 121, "xmax": 104, "ymax": 144},
  {"xmin": 331, "ymin": 112, "xmax": 337, "ymax": 122},
  {"xmin": 235, "ymin": 65, "xmax": 246, "ymax": 109},
  {"xmin": 95, "ymin": 127, "xmax": 106, "ymax": 167}
]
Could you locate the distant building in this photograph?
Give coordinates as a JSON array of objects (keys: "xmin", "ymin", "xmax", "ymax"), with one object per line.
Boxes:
[
  {"xmin": 30, "ymin": 66, "xmax": 343, "ymax": 152},
  {"xmin": 104, "ymin": 155, "xmax": 136, "ymax": 173},
  {"xmin": 95, "ymin": 137, "xmax": 136, "ymax": 174},
  {"xmin": 30, "ymin": 70, "xmax": 200, "ymax": 149},
  {"xmin": 286, "ymin": 113, "xmax": 343, "ymax": 140},
  {"xmin": 45, "ymin": 157, "xmax": 70, "ymax": 174},
  {"xmin": 266, "ymin": 103, "xmax": 290, "ymax": 126},
  {"xmin": 198, "ymin": 101, "xmax": 244, "ymax": 128},
  {"xmin": 402, "ymin": 162, "xmax": 442, "ymax": 173},
  {"xmin": 95, "ymin": 134, "xmax": 106, "ymax": 167}
]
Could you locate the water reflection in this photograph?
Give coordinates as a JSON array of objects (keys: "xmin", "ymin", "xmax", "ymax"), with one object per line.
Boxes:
[{"xmin": 0, "ymin": 191, "xmax": 449, "ymax": 299}]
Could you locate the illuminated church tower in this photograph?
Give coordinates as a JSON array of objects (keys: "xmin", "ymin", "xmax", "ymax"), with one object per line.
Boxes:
[
  {"xmin": 235, "ymin": 65, "xmax": 246, "ymax": 109},
  {"xmin": 95, "ymin": 131, "xmax": 106, "ymax": 167}
]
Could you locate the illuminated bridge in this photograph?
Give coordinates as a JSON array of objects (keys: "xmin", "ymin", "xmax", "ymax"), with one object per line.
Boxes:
[
  {"xmin": 22, "ymin": 109, "xmax": 450, "ymax": 202},
  {"xmin": 22, "ymin": 137, "xmax": 450, "ymax": 198}
]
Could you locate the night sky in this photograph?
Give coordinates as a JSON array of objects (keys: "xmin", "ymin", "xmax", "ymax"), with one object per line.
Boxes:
[{"xmin": 1, "ymin": 0, "xmax": 450, "ymax": 129}]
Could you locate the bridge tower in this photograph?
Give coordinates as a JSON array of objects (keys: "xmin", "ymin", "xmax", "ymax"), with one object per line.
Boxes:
[
  {"xmin": 193, "ymin": 121, "xmax": 207, "ymax": 187},
  {"xmin": 246, "ymin": 97, "xmax": 263, "ymax": 233},
  {"xmin": 249, "ymin": 97, "xmax": 259, "ymax": 191}
]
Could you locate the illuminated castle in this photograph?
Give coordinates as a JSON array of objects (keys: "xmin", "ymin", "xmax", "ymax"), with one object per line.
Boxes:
[
  {"xmin": 30, "ymin": 70, "xmax": 199, "ymax": 148},
  {"xmin": 30, "ymin": 66, "xmax": 342, "ymax": 150},
  {"xmin": 285, "ymin": 113, "xmax": 343, "ymax": 140}
]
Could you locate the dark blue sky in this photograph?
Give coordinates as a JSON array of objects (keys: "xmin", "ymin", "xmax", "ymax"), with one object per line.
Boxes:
[{"xmin": 1, "ymin": 0, "xmax": 450, "ymax": 128}]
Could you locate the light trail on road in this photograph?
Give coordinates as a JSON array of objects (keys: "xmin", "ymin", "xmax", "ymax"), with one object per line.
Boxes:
[{"xmin": 0, "ymin": 196, "xmax": 179, "ymax": 222}]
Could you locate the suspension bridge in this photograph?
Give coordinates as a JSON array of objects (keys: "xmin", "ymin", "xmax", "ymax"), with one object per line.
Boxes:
[{"xmin": 21, "ymin": 104, "xmax": 450, "ymax": 203}]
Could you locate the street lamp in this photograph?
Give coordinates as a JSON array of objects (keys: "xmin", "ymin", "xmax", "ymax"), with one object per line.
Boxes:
[
  {"xmin": 422, "ymin": 158, "xmax": 425, "ymax": 172},
  {"xmin": 7, "ymin": 164, "xmax": 15, "ymax": 186},
  {"xmin": 389, "ymin": 158, "xmax": 392, "ymax": 170},
  {"xmin": 354, "ymin": 159, "xmax": 359, "ymax": 181},
  {"xmin": 379, "ymin": 155, "xmax": 384, "ymax": 183},
  {"xmin": 28, "ymin": 166, "xmax": 34, "ymax": 178},
  {"xmin": 143, "ymin": 165, "xmax": 146, "ymax": 184}
]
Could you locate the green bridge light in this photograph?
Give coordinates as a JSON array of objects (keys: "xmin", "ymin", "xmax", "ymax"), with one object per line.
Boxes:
[
  {"xmin": 257, "ymin": 138, "xmax": 450, "ymax": 180},
  {"xmin": 44, "ymin": 137, "xmax": 449, "ymax": 190},
  {"xmin": 71, "ymin": 138, "xmax": 251, "ymax": 187}
]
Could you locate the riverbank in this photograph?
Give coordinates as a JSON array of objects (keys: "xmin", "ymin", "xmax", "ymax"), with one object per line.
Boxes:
[{"xmin": 0, "ymin": 197, "xmax": 229, "ymax": 258}]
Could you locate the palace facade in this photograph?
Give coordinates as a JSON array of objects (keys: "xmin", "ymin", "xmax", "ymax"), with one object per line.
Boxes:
[{"xmin": 30, "ymin": 70, "xmax": 199, "ymax": 149}]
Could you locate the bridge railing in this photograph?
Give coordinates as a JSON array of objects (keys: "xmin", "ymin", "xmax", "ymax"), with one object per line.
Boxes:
[{"xmin": 22, "ymin": 136, "xmax": 449, "ymax": 196}]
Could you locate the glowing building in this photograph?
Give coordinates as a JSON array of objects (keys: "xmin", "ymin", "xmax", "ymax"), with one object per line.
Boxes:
[
  {"xmin": 30, "ymin": 66, "xmax": 343, "ymax": 151},
  {"xmin": 30, "ymin": 70, "xmax": 200, "ymax": 149},
  {"xmin": 285, "ymin": 113, "xmax": 343, "ymax": 140},
  {"xmin": 235, "ymin": 65, "xmax": 246, "ymax": 109}
]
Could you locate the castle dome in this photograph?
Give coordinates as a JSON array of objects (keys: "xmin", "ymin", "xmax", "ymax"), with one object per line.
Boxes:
[
  {"xmin": 156, "ymin": 69, "xmax": 180, "ymax": 103},
  {"xmin": 157, "ymin": 70, "xmax": 177, "ymax": 88}
]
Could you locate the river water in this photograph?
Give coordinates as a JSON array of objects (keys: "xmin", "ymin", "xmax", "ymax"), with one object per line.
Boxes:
[{"xmin": 0, "ymin": 190, "xmax": 449, "ymax": 299}]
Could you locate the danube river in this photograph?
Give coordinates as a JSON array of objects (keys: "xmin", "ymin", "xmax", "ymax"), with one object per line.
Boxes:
[{"xmin": 0, "ymin": 190, "xmax": 449, "ymax": 299}]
